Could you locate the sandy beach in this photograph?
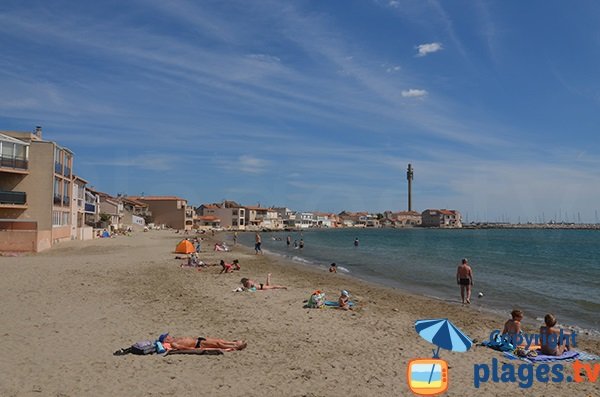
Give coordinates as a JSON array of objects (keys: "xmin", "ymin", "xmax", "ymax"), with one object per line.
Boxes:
[{"xmin": 1, "ymin": 230, "xmax": 598, "ymax": 397}]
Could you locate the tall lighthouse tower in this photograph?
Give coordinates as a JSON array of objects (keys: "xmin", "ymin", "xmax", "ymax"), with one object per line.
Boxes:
[{"xmin": 407, "ymin": 163, "xmax": 414, "ymax": 211}]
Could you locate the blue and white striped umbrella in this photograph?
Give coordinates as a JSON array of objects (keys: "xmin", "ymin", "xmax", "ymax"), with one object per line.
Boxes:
[{"xmin": 415, "ymin": 318, "xmax": 472, "ymax": 356}]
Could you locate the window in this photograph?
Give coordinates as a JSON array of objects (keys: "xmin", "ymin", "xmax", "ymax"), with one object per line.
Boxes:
[
  {"xmin": 54, "ymin": 178, "xmax": 61, "ymax": 204},
  {"xmin": 15, "ymin": 143, "xmax": 27, "ymax": 160},
  {"xmin": 0, "ymin": 140, "xmax": 29, "ymax": 169},
  {"xmin": 53, "ymin": 211, "xmax": 71, "ymax": 226},
  {"xmin": 53, "ymin": 211, "xmax": 61, "ymax": 226},
  {"xmin": 1, "ymin": 141, "xmax": 14, "ymax": 157},
  {"xmin": 63, "ymin": 182, "xmax": 70, "ymax": 205}
]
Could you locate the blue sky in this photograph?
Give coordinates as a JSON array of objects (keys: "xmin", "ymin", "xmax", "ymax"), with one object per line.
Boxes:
[{"xmin": 2, "ymin": 0, "xmax": 600, "ymax": 222}]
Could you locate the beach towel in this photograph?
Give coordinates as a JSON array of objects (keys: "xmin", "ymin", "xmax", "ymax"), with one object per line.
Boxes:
[
  {"xmin": 324, "ymin": 300, "xmax": 354, "ymax": 307},
  {"xmin": 165, "ymin": 349, "xmax": 223, "ymax": 355},
  {"xmin": 502, "ymin": 349, "xmax": 600, "ymax": 363},
  {"xmin": 481, "ymin": 334, "xmax": 514, "ymax": 352},
  {"xmin": 162, "ymin": 342, "xmax": 235, "ymax": 354}
]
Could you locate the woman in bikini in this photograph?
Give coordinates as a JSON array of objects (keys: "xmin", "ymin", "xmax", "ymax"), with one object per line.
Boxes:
[
  {"xmin": 240, "ymin": 274, "xmax": 287, "ymax": 290},
  {"xmin": 159, "ymin": 334, "xmax": 246, "ymax": 351}
]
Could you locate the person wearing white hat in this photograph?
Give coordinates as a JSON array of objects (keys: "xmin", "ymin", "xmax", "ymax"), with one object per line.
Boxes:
[{"xmin": 338, "ymin": 290, "xmax": 352, "ymax": 310}]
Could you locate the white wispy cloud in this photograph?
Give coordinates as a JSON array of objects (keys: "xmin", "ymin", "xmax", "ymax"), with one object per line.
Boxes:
[
  {"xmin": 239, "ymin": 155, "xmax": 269, "ymax": 174},
  {"xmin": 401, "ymin": 89, "xmax": 428, "ymax": 98},
  {"xmin": 83, "ymin": 154, "xmax": 176, "ymax": 171},
  {"xmin": 416, "ymin": 42, "xmax": 443, "ymax": 57},
  {"xmin": 247, "ymin": 54, "xmax": 281, "ymax": 63}
]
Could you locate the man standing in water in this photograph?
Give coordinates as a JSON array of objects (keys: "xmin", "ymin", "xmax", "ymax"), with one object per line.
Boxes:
[
  {"xmin": 255, "ymin": 232, "xmax": 262, "ymax": 255},
  {"xmin": 354, "ymin": 237, "xmax": 359, "ymax": 247},
  {"xmin": 456, "ymin": 258, "xmax": 474, "ymax": 304}
]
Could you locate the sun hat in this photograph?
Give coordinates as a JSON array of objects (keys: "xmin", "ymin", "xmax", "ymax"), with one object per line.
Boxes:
[
  {"xmin": 341, "ymin": 290, "xmax": 349, "ymax": 297},
  {"xmin": 158, "ymin": 333, "xmax": 169, "ymax": 343}
]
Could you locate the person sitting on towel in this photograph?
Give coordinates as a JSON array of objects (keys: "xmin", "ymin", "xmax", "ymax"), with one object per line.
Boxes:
[
  {"xmin": 502, "ymin": 309, "xmax": 523, "ymax": 336},
  {"xmin": 540, "ymin": 313, "xmax": 572, "ymax": 356},
  {"xmin": 338, "ymin": 290, "xmax": 352, "ymax": 310},
  {"xmin": 159, "ymin": 333, "xmax": 247, "ymax": 351}
]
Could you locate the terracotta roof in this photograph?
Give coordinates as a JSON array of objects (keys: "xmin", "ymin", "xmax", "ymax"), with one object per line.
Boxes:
[
  {"xmin": 121, "ymin": 197, "xmax": 148, "ymax": 207},
  {"xmin": 197, "ymin": 215, "xmax": 220, "ymax": 221},
  {"xmin": 244, "ymin": 206, "xmax": 271, "ymax": 211},
  {"xmin": 439, "ymin": 210, "xmax": 456, "ymax": 215},
  {"xmin": 129, "ymin": 196, "xmax": 186, "ymax": 201},
  {"xmin": 95, "ymin": 191, "xmax": 115, "ymax": 199}
]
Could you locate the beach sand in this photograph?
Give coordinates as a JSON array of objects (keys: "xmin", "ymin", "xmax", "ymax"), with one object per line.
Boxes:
[{"xmin": 0, "ymin": 230, "xmax": 598, "ymax": 396}]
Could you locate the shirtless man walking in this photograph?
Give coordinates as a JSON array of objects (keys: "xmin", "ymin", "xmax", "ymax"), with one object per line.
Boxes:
[
  {"xmin": 254, "ymin": 232, "xmax": 262, "ymax": 255},
  {"xmin": 456, "ymin": 258, "xmax": 474, "ymax": 304}
]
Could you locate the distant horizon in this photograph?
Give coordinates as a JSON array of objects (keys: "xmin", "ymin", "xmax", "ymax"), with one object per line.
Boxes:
[
  {"xmin": 112, "ymin": 191, "xmax": 600, "ymax": 225},
  {"xmin": 2, "ymin": 1, "xmax": 599, "ymax": 222}
]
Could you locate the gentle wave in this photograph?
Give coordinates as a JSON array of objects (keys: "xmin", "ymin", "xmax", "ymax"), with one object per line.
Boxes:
[{"xmin": 239, "ymin": 228, "xmax": 600, "ymax": 333}]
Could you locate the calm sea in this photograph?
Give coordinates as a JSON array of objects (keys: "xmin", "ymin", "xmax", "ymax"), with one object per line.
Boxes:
[{"xmin": 237, "ymin": 228, "xmax": 600, "ymax": 333}]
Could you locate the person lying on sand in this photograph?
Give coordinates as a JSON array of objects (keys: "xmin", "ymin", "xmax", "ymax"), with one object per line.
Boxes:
[
  {"xmin": 219, "ymin": 259, "xmax": 240, "ymax": 273},
  {"xmin": 240, "ymin": 274, "xmax": 287, "ymax": 291},
  {"xmin": 159, "ymin": 334, "xmax": 247, "ymax": 351}
]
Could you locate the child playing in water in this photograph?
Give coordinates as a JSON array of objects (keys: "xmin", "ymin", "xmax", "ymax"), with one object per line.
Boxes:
[{"xmin": 329, "ymin": 263, "xmax": 337, "ymax": 273}]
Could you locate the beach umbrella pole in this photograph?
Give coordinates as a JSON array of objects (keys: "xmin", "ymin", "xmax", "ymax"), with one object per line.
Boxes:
[{"xmin": 428, "ymin": 346, "xmax": 441, "ymax": 383}]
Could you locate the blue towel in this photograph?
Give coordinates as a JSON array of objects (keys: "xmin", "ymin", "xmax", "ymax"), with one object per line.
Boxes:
[
  {"xmin": 503, "ymin": 349, "xmax": 596, "ymax": 363},
  {"xmin": 324, "ymin": 300, "xmax": 354, "ymax": 307}
]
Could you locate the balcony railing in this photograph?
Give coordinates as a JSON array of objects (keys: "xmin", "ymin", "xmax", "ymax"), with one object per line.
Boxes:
[
  {"xmin": 0, "ymin": 156, "xmax": 28, "ymax": 170},
  {"xmin": 0, "ymin": 190, "xmax": 27, "ymax": 205}
]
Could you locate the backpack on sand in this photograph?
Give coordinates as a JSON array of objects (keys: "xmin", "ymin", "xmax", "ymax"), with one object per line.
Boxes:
[
  {"xmin": 131, "ymin": 340, "xmax": 157, "ymax": 355},
  {"xmin": 114, "ymin": 340, "xmax": 157, "ymax": 356}
]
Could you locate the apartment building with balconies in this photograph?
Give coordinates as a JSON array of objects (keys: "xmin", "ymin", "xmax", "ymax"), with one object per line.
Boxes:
[
  {"xmin": 71, "ymin": 175, "xmax": 97, "ymax": 240},
  {"xmin": 129, "ymin": 196, "xmax": 192, "ymax": 230},
  {"xmin": 198, "ymin": 201, "xmax": 246, "ymax": 230},
  {"xmin": 0, "ymin": 127, "xmax": 75, "ymax": 252}
]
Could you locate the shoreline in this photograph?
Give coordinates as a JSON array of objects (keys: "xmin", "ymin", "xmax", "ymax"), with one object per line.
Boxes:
[
  {"xmin": 236, "ymin": 235, "xmax": 600, "ymax": 340},
  {"xmin": 1, "ymin": 230, "xmax": 598, "ymax": 396},
  {"xmin": 237, "ymin": 230, "xmax": 600, "ymax": 336}
]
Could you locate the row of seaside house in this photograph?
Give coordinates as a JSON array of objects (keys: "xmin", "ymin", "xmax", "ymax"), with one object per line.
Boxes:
[
  {"xmin": 195, "ymin": 202, "xmax": 462, "ymax": 230},
  {"xmin": 0, "ymin": 128, "xmax": 195, "ymax": 253},
  {"xmin": 0, "ymin": 127, "xmax": 461, "ymax": 253}
]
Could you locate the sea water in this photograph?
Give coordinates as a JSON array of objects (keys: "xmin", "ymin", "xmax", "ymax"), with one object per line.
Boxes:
[{"xmin": 237, "ymin": 228, "xmax": 600, "ymax": 333}]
